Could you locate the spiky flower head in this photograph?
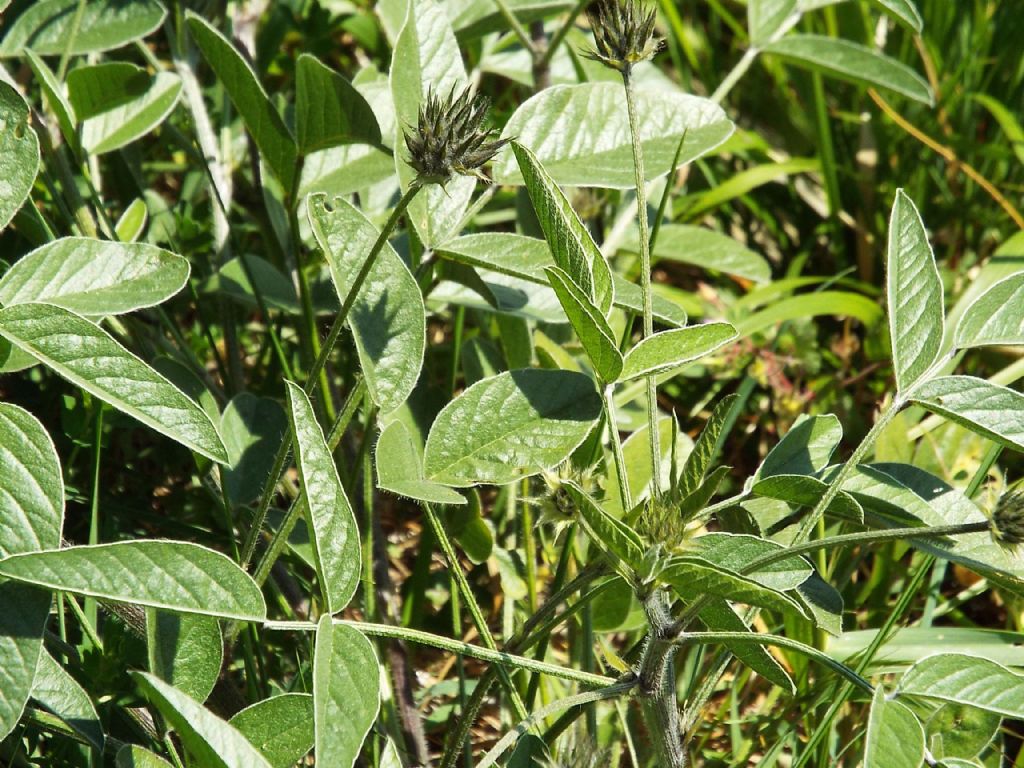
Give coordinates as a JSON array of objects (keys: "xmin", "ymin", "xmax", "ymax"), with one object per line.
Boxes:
[
  {"xmin": 991, "ymin": 490, "xmax": 1024, "ymax": 552},
  {"xmin": 403, "ymin": 86, "xmax": 509, "ymax": 185},
  {"xmin": 584, "ymin": 0, "xmax": 662, "ymax": 74}
]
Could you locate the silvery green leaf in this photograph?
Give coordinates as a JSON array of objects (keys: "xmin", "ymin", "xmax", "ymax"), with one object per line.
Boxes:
[
  {"xmin": 495, "ymin": 83, "xmax": 734, "ymax": 188},
  {"xmin": 0, "ymin": 81, "xmax": 39, "ymax": 232},
  {"xmin": 31, "ymin": 649, "xmax": 104, "ymax": 751},
  {"xmin": 954, "ymin": 271, "xmax": 1024, "ymax": 349},
  {"xmin": 230, "ymin": 694, "xmax": 314, "ymax": 768},
  {"xmin": 898, "ymin": 653, "xmax": 1024, "ymax": 718},
  {"xmin": 0, "ymin": 0, "xmax": 166, "ymax": 56},
  {"xmin": 865, "ymin": 687, "xmax": 926, "ymax": 768}
]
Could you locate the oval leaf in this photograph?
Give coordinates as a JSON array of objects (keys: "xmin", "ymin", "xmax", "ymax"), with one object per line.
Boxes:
[
  {"xmin": 684, "ymin": 532, "xmax": 812, "ymax": 591},
  {"xmin": 81, "ymin": 70, "xmax": 182, "ymax": 155},
  {"xmin": 0, "ymin": 0, "xmax": 166, "ymax": 56},
  {"xmin": 0, "ymin": 238, "xmax": 189, "ymax": 315},
  {"xmin": 116, "ymin": 745, "xmax": 174, "ymax": 768},
  {"xmin": 898, "ymin": 653, "xmax": 1024, "ymax": 718},
  {"xmin": 886, "ymin": 190, "xmax": 944, "ymax": 392},
  {"xmin": 764, "ymin": 36, "xmax": 933, "ymax": 104},
  {"xmin": 620, "ymin": 322, "xmax": 737, "ymax": 381},
  {"xmin": 230, "ymin": 694, "xmax": 314, "ymax": 768},
  {"xmin": 954, "ymin": 271, "xmax": 1024, "ymax": 349},
  {"xmin": 0, "ymin": 541, "xmax": 266, "ymax": 622},
  {"xmin": 909, "ymin": 376, "xmax": 1024, "ymax": 453},
  {"xmin": 423, "ymin": 369, "xmax": 602, "ymax": 486},
  {"xmin": 149, "ymin": 612, "xmax": 223, "ymax": 703},
  {"xmin": 295, "ymin": 54, "xmax": 380, "ymax": 154},
  {"xmin": 31, "ymin": 649, "xmax": 104, "ymax": 751},
  {"xmin": 285, "ymin": 382, "xmax": 361, "ymax": 614},
  {"xmin": 661, "ymin": 557, "xmax": 808, "ymax": 617},
  {"xmin": 496, "ymin": 83, "xmax": 734, "ymax": 188},
  {"xmin": 314, "ymin": 618, "xmax": 380, "ymax": 768},
  {"xmin": 307, "ymin": 194, "xmax": 425, "ymax": 414},
  {"xmin": 133, "ymin": 672, "xmax": 273, "ymax": 768},
  {"xmin": 642, "ymin": 224, "xmax": 771, "ymax": 283},
  {"xmin": 0, "ymin": 583, "xmax": 50, "ymax": 741},
  {"xmin": 186, "ymin": 13, "xmax": 297, "ymax": 194},
  {"xmin": 0, "ymin": 81, "xmax": 39, "ymax": 232},
  {"xmin": 220, "ymin": 394, "xmax": 288, "ymax": 508},
  {"xmin": 376, "ymin": 420, "xmax": 466, "ymax": 505},
  {"xmin": 0, "ymin": 302, "xmax": 229, "ymax": 463},
  {"xmin": 865, "ymin": 687, "xmax": 926, "ymax": 768},
  {"xmin": 699, "ymin": 599, "xmax": 795, "ymax": 694}
]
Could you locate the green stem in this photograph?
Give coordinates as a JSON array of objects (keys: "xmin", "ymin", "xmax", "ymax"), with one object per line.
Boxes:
[
  {"xmin": 604, "ymin": 386, "xmax": 634, "ymax": 511},
  {"xmin": 492, "ymin": 0, "xmax": 535, "ymax": 54},
  {"xmin": 791, "ymin": 397, "xmax": 904, "ymax": 546},
  {"xmin": 537, "ymin": 0, "xmax": 589, "ymax": 69},
  {"xmin": 265, "ymin": 619, "xmax": 615, "ymax": 688},
  {"xmin": 622, "ymin": 69, "xmax": 660, "ymax": 497},
  {"xmin": 422, "ymin": 503, "xmax": 530, "ymax": 721},
  {"xmin": 239, "ymin": 184, "xmax": 421, "ymax": 569},
  {"xmin": 710, "ymin": 47, "xmax": 759, "ymax": 105}
]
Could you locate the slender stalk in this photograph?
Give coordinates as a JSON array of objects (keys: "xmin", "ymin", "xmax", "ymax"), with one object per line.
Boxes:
[
  {"xmin": 622, "ymin": 69, "xmax": 661, "ymax": 497},
  {"xmin": 492, "ymin": 0, "xmax": 535, "ymax": 53},
  {"xmin": 421, "ymin": 503, "xmax": 530, "ymax": 721},
  {"xmin": 264, "ymin": 619, "xmax": 615, "ymax": 687},
  {"xmin": 604, "ymin": 386, "xmax": 634, "ymax": 511},
  {"xmin": 710, "ymin": 47, "xmax": 759, "ymax": 105},
  {"xmin": 537, "ymin": 0, "xmax": 590, "ymax": 69},
  {"xmin": 239, "ymin": 185, "xmax": 422, "ymax": 569}
]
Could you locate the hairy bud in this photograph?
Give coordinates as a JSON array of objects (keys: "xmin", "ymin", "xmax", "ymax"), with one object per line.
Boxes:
[
  {"xmin": 991, "ymin": 490, "xmax": 1024, "ymax": 551},
  {"xmin": 584, "ymin": 0, "xmax": 662, "ymax": 74}
]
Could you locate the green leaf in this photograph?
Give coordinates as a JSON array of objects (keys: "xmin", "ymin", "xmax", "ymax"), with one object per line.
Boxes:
[
  {"xmin": 620, "ymin": 322, "xmax": 737, "ymax": 381},
  {"xmin": 115, "ymin": 745, "xmax": 174, "ymax": 768},
  {"xmin": 641, "ymin": 225, "xmax": 772, "ymax": 283},
  {"xmin": 565, "ymin": 481, "xmax": 644, "ymax": 572},
  {"xmin": 734, "ymin": 290, "xmax": 882, "ymax": 337},
  {"xmin": 81, "ymin": 71, "xmax": 182, "ymax": 155},
  {"xmin": 756, "ymin": 414, "xmax": 842, "ymax": 479},
  {"xmin": 748, "ymin": 0, "xmax": 798, "ymax": 45},
  {"xmin": 295, "ymin": 54, "xmax": 380, "ymax": 154},
  {"xmin": 0, "ymin": 403, "xmax": 64, "ymax": 557},
  {"xmin": 445, "ymin": 491, "xmax": 493, "ymax": 563},
  {"xmin": 67, "ymin": 62, "xmax": 150, "ymax": 120},
  {"xmin": 885, "ymin": 190, "xmax": 944, "ymax": 392},
  {"xmin": 763, "ymin": 36, "xmax": 933, "ymax": 104},
  {"xmin": 865, "ymin": 687, "xmax": 926, "ymax": 768},
  {"xmin": 796, "ymin": 573, "xmax": 844, "ymax": 637},
  {"xmin": 512, "ymin": 141, "xmax": 614, "ymax": 316},
  {"xmin": 0, "ymin": 238, "xmax": 189, "ymax": 315},
  {"xmin": 229, "ymin": 694, "xmax": 314, "ymax": 768},
  {"xmin": 909, "ymin": 376, "xmax": 1024, "ymax": 453},
  {"xmin": 0, "ymin": 303, "xmax": 229, "ymax": 463},
  {"xmin": 133, "ymin": 672, "xmax": 273, "ymax": 768},
  {"xmin": 699, "ymin": 599, "xmax": 795, "ymax": 693},
  {"xmin": 752, "ymin": 474, "xmax": 864, "ymax": 521},
  {"xmin": 423, "ymin": 369, "xmax": 602, "ymax": 486},
  {"xmin": 925, "ymin": 703, "xmax": 1000, "ymax": 761},
  {"xmin": 285, "ymin": 382, "xmax": 361, "ymax": 614},
  {"xmin": 313, "ymin": 617, "xmax": 380, "ymax": 768},
  {"xmin": 149, "ymin": 612, "xmax": 223, "ymax": 703},
  {"xmin": 115, "ymin": 198, "xmax": 148, "ymax": 242},
  {"xmin": 307, "ymin": 194, "xmax": 425, "ymax": 414},
  {"xmin": 0, "ymin": 541, "xmax": 266, "ymax": 622},
  {"xmin": 376, "ymin": 420, "xmax": 466, "ymax": 505},
  {"xmin": 0, "ymin": 0, "xmax": 166, "ymax": 56},
  {"xmin": 0, "ymin": 404, "xmax": 60, "ymax": 740},
  {"xmin": 544, "ymin": 267, "xmax": 622, "ymax": 382},
  {"xmin": 971, "ymin": 94, "xmax": 1024, "ymax": 166},
  {"xmin": 954, "ymin": 271, "xmax": 1024, "ymax": 349},
  {"xmin": 661, "ymin": 556, "xmax": 808, "ymax": 617},
  {"xmin": 897, "ymin": 653, "xmax": 1024, "ymax": 718},
  {"xmin": 685, "ymin": 532, "xmax": 812, "ymax": 591},
  {"xmin": 390, "ymin": 0, "xmax": 475, "ymax": 247},
  {"xmin": 679, "ymin": 394, "xmax": 738, "ymax": 498},
  {"xmin": 870, "ymin": 0, "xmax": 923, "ymax": 32},
  {"xmin": 495, "ymin": 83, "xmax": 734, "ymax": 188},
  {"xmin": 681, "ymin": 157, "xmax": 820, "ymax": 218},
  {"xmin": 220, "ymin": 394, "xmax": 287, "ymax": 508},
  {"xmin": 186, "ymin": 13, "xmax": 297, "ymax": 194},
  {"xmin": 830, "ymin": 627, "xmax": 1024, "ymax": 670},
  {"xmin": 0, "ymin": 583, "xmax": 50, "ymax": 740},
  {"xmin": 448, "ymin": 0, "xmax": 575, "ymax": 37},
  {"xmin": 24, "ymin": 50, "xmax": 77, "ymax": 152},
  {"xmin": 679, "ymin": 465, "xmax": 730, "ymax": 519},
  {"xmin": 31, "ymin": 649, "xmax": 104, "ymax": 751},
  {"xmin": 0, "ymin": 81, "xmax": 39, "ymax": 232},
  {"xmin": 436, "ymin": 233, "xmax": 686, "ymax": 325},
  {"xmin": 606, "ymin": 417, "xmax": 694, "ymax": 514}
]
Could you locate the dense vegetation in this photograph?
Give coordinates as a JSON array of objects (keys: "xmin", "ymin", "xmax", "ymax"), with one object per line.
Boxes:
[{"xmin": 0, "ymin": 0, "xmax": 1023, "ymax": 766}]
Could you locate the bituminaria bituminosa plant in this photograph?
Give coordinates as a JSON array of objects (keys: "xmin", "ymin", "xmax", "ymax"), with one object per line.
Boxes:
[{"xmin": 0, "ymin": 0, "xmax": 1023, "ymax": 766}]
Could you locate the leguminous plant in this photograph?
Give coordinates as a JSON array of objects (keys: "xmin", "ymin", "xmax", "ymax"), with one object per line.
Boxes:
[{"xmin": 0, "ymin": 0, "xmax": 1023, "ymax": 766}]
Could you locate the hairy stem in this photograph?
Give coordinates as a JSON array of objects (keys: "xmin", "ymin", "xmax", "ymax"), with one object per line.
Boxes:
[
  {"xmin": 605, "ymin": 386, "xmax": 634, "ymax": 511},
  {"xmin": 622, "ymin": 69, "xmax": 661, "ymax": 498}
]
